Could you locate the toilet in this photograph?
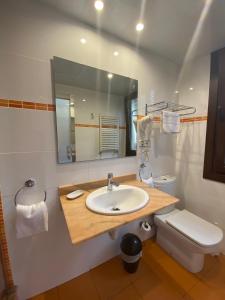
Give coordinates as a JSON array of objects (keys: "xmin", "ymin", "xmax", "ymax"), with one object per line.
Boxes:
[{"xmin": 153, "ymin": 175, "xmax": 224, "ymax": 273}]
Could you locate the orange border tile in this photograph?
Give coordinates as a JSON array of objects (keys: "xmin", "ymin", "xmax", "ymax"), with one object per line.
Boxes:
[
  {"xmin": 137, "ymin": 115, "xmax": 208, "ymax": 123},
  {"xmin": 0, "ymin": 99, "xmax": 9, "ymax": 107},
  {"xmin": 47, "ymin": 104, "xmax": 56, "ymax": 111},
  {"xmin": 35, "ymin": 103, "xmax": 48, "ymax": 111},
  {"xmin": 22, "ymin": 101, "xmax": 36, "ymax": 110},
  {"xmin": 0, "ymin": 98, "xmax": 208, "ymax": 124},
  {"xmin": 182, "ymin": 116, "xmax": 208, "ymax": 123},
  {"xmin": 9, "ymin": 100, "xmax": 22, "ymax": 108}
]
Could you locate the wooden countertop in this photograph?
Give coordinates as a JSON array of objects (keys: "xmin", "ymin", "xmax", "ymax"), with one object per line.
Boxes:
[{"xmin": 59, "ymin": 174, "xmax": 179, "ymax": 244}]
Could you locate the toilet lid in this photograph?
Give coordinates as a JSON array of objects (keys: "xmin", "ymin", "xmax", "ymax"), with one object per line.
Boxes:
[
  {"xmin": 166, "ymin": 210, "xmax": 223, "ymax": 247},
  {"xmin": 153, "ymin": 175, "xmax": 176, "ymax": 184}
]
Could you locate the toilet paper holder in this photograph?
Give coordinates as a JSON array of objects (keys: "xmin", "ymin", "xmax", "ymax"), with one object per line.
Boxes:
[
  {"xmin": 14, "ymin": 178, "xmax": 47, "ymax": 206},
  {"xmin": 140, "ymin": 221, "xmax": 152, "ymax": 232}
]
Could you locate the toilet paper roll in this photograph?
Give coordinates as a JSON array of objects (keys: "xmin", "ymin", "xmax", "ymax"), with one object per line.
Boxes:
[{"xmin": 141, "ymin": 221, "xmax": 152, "ymax": 232}]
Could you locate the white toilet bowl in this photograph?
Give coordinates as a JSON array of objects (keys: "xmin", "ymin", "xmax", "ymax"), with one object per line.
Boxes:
[
  {"xmin": 154, "ymin": 209, "xmax": 223, "ymax": 273},
  {"xmin": 152, "ymin": 175, "xmax": 224, "ymax": 273}
]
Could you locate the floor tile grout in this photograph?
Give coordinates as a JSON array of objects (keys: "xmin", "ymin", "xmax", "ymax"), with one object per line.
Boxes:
[
  {"xmin": 130, "ymin": 281, "xmax": 143, "ymax": 300},
  {"xmin": 88, "ymin": 271, "xmax": 102, "ymax": 300}
]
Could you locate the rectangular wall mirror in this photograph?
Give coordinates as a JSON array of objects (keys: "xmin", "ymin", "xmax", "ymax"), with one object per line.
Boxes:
[{"xmin": 52, "ymin": 57, "xmax": 138, "ymax": 164}]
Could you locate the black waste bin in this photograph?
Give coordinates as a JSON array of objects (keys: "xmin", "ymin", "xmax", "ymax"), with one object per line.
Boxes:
[{"xmin": 120, "ymin": 233, "xmax": 142, "ymax": 273}]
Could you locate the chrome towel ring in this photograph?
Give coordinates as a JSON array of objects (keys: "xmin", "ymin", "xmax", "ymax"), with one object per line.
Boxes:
[{"xmin": 14, "ymin": 179, "xmax": 47, "ymax": 206}]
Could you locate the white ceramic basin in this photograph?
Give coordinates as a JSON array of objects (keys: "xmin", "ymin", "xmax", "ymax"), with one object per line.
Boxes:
[{"xmin": 86, "ymin": 185, "xmax": 149, "ymax": 215}]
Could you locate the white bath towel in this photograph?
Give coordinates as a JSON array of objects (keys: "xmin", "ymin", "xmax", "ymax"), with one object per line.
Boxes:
[
  {"xmin": 16, "ymin": 201, "xmax": 48, "ymax": 239},
  {"xmin": 162, "ymin": 111, "xmax": 180, "ymax": 133}
]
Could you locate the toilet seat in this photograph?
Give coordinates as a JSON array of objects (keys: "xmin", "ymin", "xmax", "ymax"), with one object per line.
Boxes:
[{"xmin": 166, "ymin": 209, "xmax": 223, "ymax": 247}]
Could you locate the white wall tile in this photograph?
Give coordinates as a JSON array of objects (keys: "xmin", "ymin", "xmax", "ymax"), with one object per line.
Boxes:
[
  {"xmin": 0, "ymin": 52, "xmax": 52, "ymax": 103},
  {"xmin": 0, "ymin": 1, "xmax": 179, "ymax": 298},
  {"xmin": 0, "ymin": 108, "xmax": 56, "ymax": 154},
  {"xmin": 176, "ymin": 54, "xmax": 225, "ymax": 251},
  {"xmin": 0, "ymin": 152, "xmax": 57, "ymax": 196}
]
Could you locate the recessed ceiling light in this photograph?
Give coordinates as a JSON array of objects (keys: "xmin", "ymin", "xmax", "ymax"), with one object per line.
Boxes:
[
  {"xmin": 82, "ymin": 99, "xmax": 86, "ymax": 102},
  {"xmin": 80, "ymin": 38, "xmax": 87, "ymax": 44},
  {"xmin": 189, "ymin": 87, "xmax": 194, "ymax": 91},
  {"xmin": 174, "ymin": 90, "xmax": 179, "ymax": 94},
  {"xmin": 136, "ymin": 23, "xmax": 144, "ymax": 32},
  {"xmin": 94, "ymin": 0, "xmax": 104, "ymax": 11},
  {"xmin": 107, "ymin": 73, "xmax": 114, "ymax": 79},
  {"xmin": 113, "ymin": 51, "xmax": 119, "ymax": 56}
]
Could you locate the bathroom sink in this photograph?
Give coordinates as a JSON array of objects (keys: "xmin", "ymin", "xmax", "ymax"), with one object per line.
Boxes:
[{"xmin": 86, "ymin": 185, "xmax": 149, "ymax": 215}]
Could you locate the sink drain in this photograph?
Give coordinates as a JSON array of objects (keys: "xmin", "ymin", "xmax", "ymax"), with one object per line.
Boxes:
[{"xmin": 112, "ymin": 207, "xmax": 120, "ymax": 211}]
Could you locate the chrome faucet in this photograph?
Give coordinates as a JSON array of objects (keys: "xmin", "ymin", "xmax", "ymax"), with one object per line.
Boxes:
[{"xmin": 107, "ymin": 173, "xmax": 119, "ymax": 191}]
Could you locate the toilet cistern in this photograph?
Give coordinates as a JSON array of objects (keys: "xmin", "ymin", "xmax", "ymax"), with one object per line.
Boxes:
[{"xmin": 107, "ymin": 173, "xmax": 119, "ymax": 191}]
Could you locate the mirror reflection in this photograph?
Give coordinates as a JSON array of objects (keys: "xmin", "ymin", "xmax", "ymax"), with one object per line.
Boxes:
[{"xmin": 52, "ymin": 57, "xmax": 138, "ymax": 163}]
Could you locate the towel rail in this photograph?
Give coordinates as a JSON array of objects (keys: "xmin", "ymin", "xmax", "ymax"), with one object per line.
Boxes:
[
  {"xmin": 14, "ymin": 179, "xmax": 47, "ymax": 206},
  {"xmin": 144, "ymin": 101, "xmax": 196, "ymax": 116}
]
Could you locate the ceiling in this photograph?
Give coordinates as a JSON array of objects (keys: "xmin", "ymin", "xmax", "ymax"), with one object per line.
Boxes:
[{"xmin": 39, "ymin": 0, "xmax": 225, "ymax": 64}]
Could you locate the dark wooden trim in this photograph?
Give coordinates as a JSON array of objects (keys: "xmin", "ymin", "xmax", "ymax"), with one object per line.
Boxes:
[
  {"xmin": 203, "ymin": 48, "xmax": 225, "ymax": 183},
  {"xmin": 125, "ymin": 91, "xmax": 137, "ymax": 157}
]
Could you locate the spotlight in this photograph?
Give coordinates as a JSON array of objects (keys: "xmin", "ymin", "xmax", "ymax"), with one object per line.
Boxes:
[
  {"xmin": 136, "ymin": 23, "xmax": 144, "ymax": 31},
  {"xmin": 95, "ymin": 1, "xmax": 104, "ymax": 11}
]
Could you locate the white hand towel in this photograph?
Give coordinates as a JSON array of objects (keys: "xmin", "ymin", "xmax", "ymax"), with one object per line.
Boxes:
[
  {"xmin": 162, "ymin": 111, "xmax": 180, "ymax": 133},
  {"xmin": 16, "ymin": 201, "xmax": 48, "ymax": 239},
  {"xmin": 142, "ymin": 177, "xmax": 154, "ymax": 187}
]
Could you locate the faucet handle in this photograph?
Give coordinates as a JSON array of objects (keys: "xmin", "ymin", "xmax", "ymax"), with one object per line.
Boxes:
[{"xmin": 107, "ymin": 172, "xmax": 113, "ymax": 179}]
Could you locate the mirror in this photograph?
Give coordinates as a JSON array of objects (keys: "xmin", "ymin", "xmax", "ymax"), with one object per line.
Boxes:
[{"xmin": 52, "ymin": 57, "xmax": 138, "ymax": 164}]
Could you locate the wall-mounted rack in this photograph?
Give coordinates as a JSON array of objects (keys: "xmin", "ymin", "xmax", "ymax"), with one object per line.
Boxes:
[{"xmin": 145, "ymin": 101, "xmax": 196, "ymax": 116}]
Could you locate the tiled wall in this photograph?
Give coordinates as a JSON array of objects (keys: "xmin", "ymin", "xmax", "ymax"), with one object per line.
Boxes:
[
  {"xmin": 0, "ymin": 1, "xmax": 179, "ymax": 299},
  {"xmin": 176, "ymin": 54, "xmax": 225, "ymax": 251}
]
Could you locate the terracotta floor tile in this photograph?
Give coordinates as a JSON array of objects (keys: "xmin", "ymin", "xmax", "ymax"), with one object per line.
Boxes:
[
  {"xmin": 143, "ymin": 241, "xmax": 168, "ymax": 262},
  {"xmin": 142, "ymin": 250, "xmax": 197, "ymax": 295},
  {"xmin": 58, "ymin": 272, "xmax": 99, "ymax": 300},
  {"xmin": 196, "ymin": 254, "xmax": 221, "ymax": 281},
  {"xmin": 187, "ymin": 282, "xmax": 225, "ymax": 300},
  {"xmin": 126, "ymin": 259, "xmax": 155, "ymax": 283},
  {"xmin": 28, "ymin": 241, "xmax": 225, "ymax": 300},
  {"xmin": 155, "ymin": 255, "xmax": 199, "ymax": 293},
  {"xmin": 29, "ymin": 295, "xmax": 45, "ymax": 300},
  {"xmin": 110, "ymin": 285, "xmax": 141, "ymax": 300},
  {"xmin": 29, "ymin": 288, "xmax": 58, "ymax": 300},
  {"xmin": 90, "ymin": 256, "xmax": 130, "ymax": 299},
  {"xmin": 132, "ymin": 269, "xmax": 184, "ymax": 300},
  {"xmin": 196, "ymin": 255, "xmax": 225, "ymax": 291},
  {"xmin": 142, "ymin": 239, "xmax": 155, "ymax": 248}
]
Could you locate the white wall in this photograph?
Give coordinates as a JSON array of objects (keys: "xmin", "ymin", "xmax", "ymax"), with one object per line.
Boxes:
[
  {"xmin": 0, "ymin": 0, "xmax": 178, "ymax": 299},
  {"xmin": 176, "ymin": 54, "xmax": 225, "ymax": 251}
]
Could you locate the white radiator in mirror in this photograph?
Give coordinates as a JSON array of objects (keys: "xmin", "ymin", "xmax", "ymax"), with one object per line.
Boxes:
[{"xmin": 99, "ymin": 115, "xmax": 120, "ymax": 153}]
